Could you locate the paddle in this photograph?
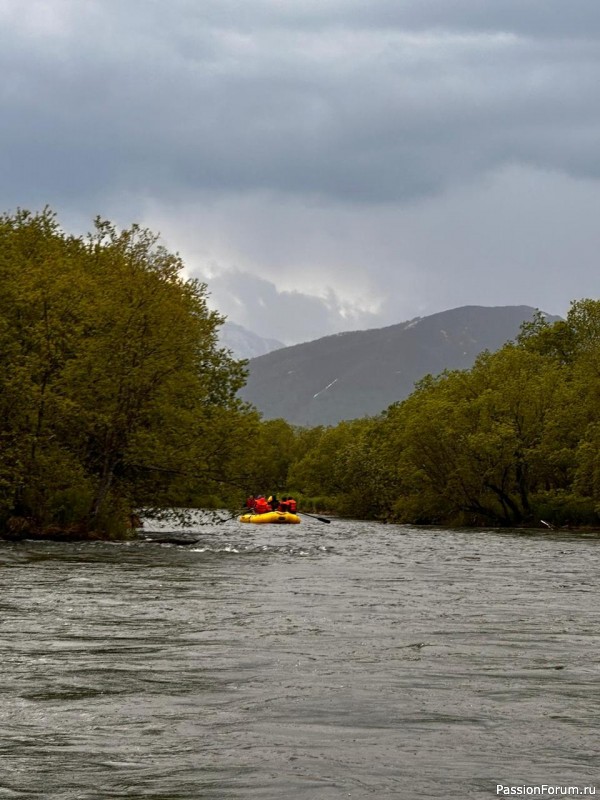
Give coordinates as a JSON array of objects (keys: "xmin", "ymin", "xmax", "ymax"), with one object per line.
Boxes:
[
  {"xmin": 298, "ymin": 511, "xmax": 331, "ymax": 524},
  {"xmin": 145, "ymin": 536, "xmax": 201, "ymax": 546}
]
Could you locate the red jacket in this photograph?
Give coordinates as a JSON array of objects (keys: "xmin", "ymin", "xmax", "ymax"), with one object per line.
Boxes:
[{"xmin": 254, "ymin": 497, "xmax": 271, "ymax": 514}]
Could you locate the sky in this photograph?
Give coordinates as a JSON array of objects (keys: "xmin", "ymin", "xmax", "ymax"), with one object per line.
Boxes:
[{"xmin": 1, "ymin": 0, "xmax": 600, "ymax": 345}]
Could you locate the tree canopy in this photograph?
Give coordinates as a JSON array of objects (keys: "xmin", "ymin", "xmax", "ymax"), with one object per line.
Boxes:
[
  {"xmin": 2, "ymin": 208, "xmax": 599, "ymax": 534},
  {"xmin": 0, "ymin": 209, "xmax": 255, "ymax": 537},
  {"xmin": 281, "ymin": 300, "xmax": 600, "ymax": 528}
]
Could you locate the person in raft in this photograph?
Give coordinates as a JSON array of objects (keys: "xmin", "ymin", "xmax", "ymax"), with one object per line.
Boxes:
[
  {"xmin": 245, "ymin": 495, "xmax": 256, "ymax": 510},
  {"xmin": 279, "ymin": 496, "xmax": 297, "ymax": 513},
  {"xmin": 267, "ymin": 495, "xmax": 280, "ymax": 511},
  {"xmin": 253, "ymin": 495, "xmax": 271, "ymax": 514}
]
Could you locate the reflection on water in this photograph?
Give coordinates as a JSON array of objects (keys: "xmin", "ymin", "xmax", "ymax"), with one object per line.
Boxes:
[{"xmin": 1, "ymin": 517, "xmax": 599, "ymax": 798}]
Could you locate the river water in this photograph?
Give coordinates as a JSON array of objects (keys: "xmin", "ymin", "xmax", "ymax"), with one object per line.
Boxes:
[{"xmin": 1, "ymin": 516, "xmax": 599, "ymax": 799}]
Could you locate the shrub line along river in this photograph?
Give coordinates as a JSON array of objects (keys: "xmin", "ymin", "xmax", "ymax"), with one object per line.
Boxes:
[{"xmin": 1, "ymin": 515, "xmax": 599, "ymax": 799}]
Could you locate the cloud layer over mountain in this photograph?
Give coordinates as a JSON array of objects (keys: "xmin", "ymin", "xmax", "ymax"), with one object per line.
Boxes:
[{"xmin": 2, "ymin": 1, "xmax": 599, "ymax": 342}]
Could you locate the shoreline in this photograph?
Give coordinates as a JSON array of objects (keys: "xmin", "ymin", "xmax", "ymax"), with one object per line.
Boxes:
[{"xmin": 2, "ymin": 520, "xmax": 600, "ymax": 543}]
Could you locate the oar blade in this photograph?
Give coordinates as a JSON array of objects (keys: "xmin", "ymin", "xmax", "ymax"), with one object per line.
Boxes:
[{"xmin": 298, "ymin": 511, "xmax": 331, "ymax": 524}]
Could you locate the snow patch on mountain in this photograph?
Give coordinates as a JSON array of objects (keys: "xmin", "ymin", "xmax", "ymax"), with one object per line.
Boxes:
[{"xmin": 219, "ymin": 321, "xmax": 284, "ymax": 360}]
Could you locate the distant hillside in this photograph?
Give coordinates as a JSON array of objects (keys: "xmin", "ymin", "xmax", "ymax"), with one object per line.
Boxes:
[
  {"xmin": 239, "ymin": 305, "xmax": 561, "ymax": 426},
  {"xmin": 219, "ymin": 321, "xmax": 284, "ymax": 360}
]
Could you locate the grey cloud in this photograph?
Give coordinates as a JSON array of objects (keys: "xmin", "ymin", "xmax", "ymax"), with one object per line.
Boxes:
[
  {"xmin": 344, "ymin": 1, "xmax": 600, "ymax": 39},
  {"xmin": 1, "ymin": 0, "xmax": 599, "ymax": 347},
  {"xmin": 204, "ymin": 269, "xmax": 380, "ymax": 344},
  {"xmin": 99, "ymin": 1, "xmax": 600, "ymax": 40},
  {"xmin": 1, "ymin": 0, "xmax": 600, "ymax": 212},
  {"xmin": 156, "ymin": 163, "xmax": 598, "ymax": 340}
]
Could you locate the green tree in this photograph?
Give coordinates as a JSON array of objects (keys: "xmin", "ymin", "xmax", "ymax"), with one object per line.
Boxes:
[
  {"xmin": 0, "ymin": 210, "xmax": 252, "ymax": 537},
  {"xmin": 377, "ymin": 346, "xmax": 570, "ymax": 526},
  {"xmin": 239, "ymin": 418, "xmax": 298, "ymax": 497}
]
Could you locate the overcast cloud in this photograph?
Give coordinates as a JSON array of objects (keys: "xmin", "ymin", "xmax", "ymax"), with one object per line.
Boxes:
[{"xmin": 1, "ymin": 0, "xmax": 599, "ymax": 343}]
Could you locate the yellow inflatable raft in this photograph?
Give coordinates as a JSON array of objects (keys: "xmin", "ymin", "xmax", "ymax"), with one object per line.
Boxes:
[{"xmin": 239, "ymin": 511, "xmax": 301, "ymax": 524}]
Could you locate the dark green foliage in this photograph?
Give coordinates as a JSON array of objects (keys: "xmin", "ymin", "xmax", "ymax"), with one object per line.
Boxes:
[{"xmin": 0, "ymin": 209, "xmax": 255, "ymax": 538}]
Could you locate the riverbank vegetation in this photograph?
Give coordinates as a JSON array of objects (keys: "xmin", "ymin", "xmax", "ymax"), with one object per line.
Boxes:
[
  {"xmin": 277, "ymin": 300, "xmax": 600, "ymax": 528},
  {"xmin": 0, "ymin": 209, "xmax": 262, "ymax": 539},
  {"xmin": 2, "ymin": 208, "xmax": 599, "ymax": 537}
]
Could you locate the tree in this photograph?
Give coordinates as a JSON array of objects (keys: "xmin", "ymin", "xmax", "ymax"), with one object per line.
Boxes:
[
  {"xmin": 0, "ymin": 210, "xmax": 252, "ymax": 537},
  {"xmin": 376, "ymin": 346, "xmax": 569, "ymax": 526},
  {"xmin": 240, "ymin": 418, "xmax": 298, "ymax": 496}
]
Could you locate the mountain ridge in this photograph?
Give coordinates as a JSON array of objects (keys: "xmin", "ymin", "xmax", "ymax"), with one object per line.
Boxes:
[
  {"xmin": 219, "ymin": 320, "xmax": 284, "ymax": 360},
  {"xmin": 239, "ymin": 305, "xmax": 561, "ymax": 426}
]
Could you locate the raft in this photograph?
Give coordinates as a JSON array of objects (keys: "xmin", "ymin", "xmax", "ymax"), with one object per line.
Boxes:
[{"xmin": 239, "ymin": 511, "xmax": 301, "ymax": 524}]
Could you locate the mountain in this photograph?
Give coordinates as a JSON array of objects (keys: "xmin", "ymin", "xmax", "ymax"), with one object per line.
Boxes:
[
  {"xmin": 219, "ymin": 321, "xmax": 284, "ymax": 360},
  {"xmin": 239, "ymin": 305, "xmax": 561, "ymax": 426}
]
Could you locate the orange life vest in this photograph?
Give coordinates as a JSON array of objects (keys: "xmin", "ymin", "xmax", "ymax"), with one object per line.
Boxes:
[{"xmin": 254, "ymin": 497, "xmax": 271, "ymax": 514}]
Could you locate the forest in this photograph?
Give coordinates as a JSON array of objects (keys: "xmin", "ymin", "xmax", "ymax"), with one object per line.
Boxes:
[{"xmin": 1, "ymin": 208, "xmax": 599, "ymax": 537}]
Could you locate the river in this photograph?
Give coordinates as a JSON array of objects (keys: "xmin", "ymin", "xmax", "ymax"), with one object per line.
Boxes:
[{"xmin": 1, "ymin": 516, "xmax": 598, "ymax": 799}]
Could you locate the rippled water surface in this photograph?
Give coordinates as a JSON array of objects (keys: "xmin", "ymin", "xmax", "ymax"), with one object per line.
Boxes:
[{"xmin": 1, "ymin": 517, "xmax": 599, "ymax": 799}]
